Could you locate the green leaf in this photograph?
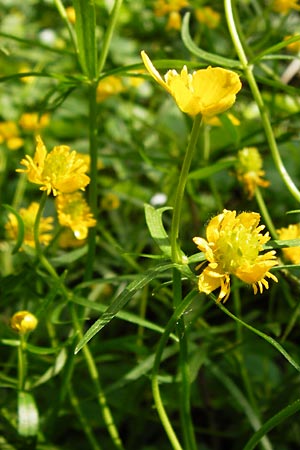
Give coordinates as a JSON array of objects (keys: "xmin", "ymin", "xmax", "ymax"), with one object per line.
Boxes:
[
  {"xmin": 49, "ymin": 245, "xmax": 88, "ymax": 266},
  {"xmin": 75, "ymin": 263, "xmax": 174, "ymax": 353},
  {"xmin": 264, "ymin": 239, "xmax": 300, "ymax": 250},
  {"xmin": 188, "ymin": 158, "xmax": 235, "ymax": 180},
  {"xmin": 2, "ymin": 204, "xmax": 25, "ymax": 254},
  {"xmin": 181, "ymin": 13, "xmax": 242, "ymax": 69},
  {"xmin": 243, "ymin": 399, "xmax": 300, "ymax": 450},
  {"xmin": 72, "ymin": 0, "xmax": 97, "ymax": 79},
  {"xmin": 71, "ymin": 295, "xmax": 179, "ymax": 342},
  {"xmin": 144, "ymin": 204, "xmax": 172, "ymax": 257},
  {"xmin": 18, "ymin": 391, "xmax": 39, "ymax": 437}
]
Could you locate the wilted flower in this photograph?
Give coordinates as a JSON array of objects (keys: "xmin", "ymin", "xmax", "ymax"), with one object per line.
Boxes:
[
  {"xmin": 141, "ymin": 51, "xmax": 241, "ymax": 117},
  {"xmin": 195, "ymin": 6, "xmax": 221, "ymax": 29},
  {"xmin": 236, "ymin": 147, "xmax": 269, "ymax": 199},
  {"xmin": 277, "ymin": 224, "xmax": 300, "ymax": 264},
  {"xmin": 10, "ymin": 311, "xmax": 38, "ymax": 334},
  {"xmin": 272, "ymin": 0, "xmax": 300, "ymax": 13},
  {"xmin": 96, "ymin": 76, "xmax": 125, "ymax": 102},
  {"xmin": 193, "ymin": 209, "xmax": 278, "ymax": 302},
  {"xmin": 17, "ymin": 135, "xmax": 90, "ymax": 196},
  {"xmin": 0, "ymin": 121, "xmax": 24, "ymax": 150},
  {"xmin": 19, "ymin": 112, "xmax": 49, "ymax": 132},
  {"xmin": 5, "ymin": 202, "xmax": 53, "ymax": 248},
  {"xmin": 55, "ymin": 192, "xmax": 96, "ymax": 240}
]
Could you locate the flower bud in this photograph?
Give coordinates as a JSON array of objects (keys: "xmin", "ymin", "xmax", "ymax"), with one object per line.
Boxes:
[{"xmin": 10, "ymin": 311, "xmax": 38, "ymax": 334}]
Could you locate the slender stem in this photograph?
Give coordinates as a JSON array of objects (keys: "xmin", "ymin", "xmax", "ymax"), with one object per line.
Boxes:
[
  {"xmin": 97, "ymin": 0, "xmax": 124, "ymax": 76},
  {"xmin": 85, "ymin": 82, "xmax": 98, "ymax": 281},
  {"xmin": 255, "ymin": 187, "xmax": 278, "ymax": 240},
  {"xmin": 152, "ymin": 290, "xmax": 198, "ymax": 450},
  {"xmin": 224, "ymin": 0, "xmax": 300, "ymax": 203},
  {"xmin": 53, "ymin": 0, "xmax": 78, "ymax": 53},
  {"xmin": 71, "ymin": 305, "xmax": 125, "ymax": 450},
  {"xmin": 68, "ymin": 383, "xmax": 103, "ymax": 450},
  {"xmin": 18, "ymin": 335, "xmax": 27, "ymax": 391},
  {"xmin": 170, "ymin": 115, "xmax": 202, "ymax": 263}
]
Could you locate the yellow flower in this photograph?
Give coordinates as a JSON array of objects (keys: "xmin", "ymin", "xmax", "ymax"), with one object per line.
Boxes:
[
  {"xmin": 141, "ymin": 51, "xmax": 242, "ymax": 117},
  {"xmin": 0, "ymin": 121, "xmax": 24, "ymax": 150},
  {"xmin": 277, "ymin": 224, "xmax": 300, "ymax": 264},
  {"xmin": 55, "ymin": 192, "xmax": 96, "ymax": 240},
  {"xmin": 236, "ymin": 147, "xmax": 270, "ymax": 199},
  {"xmin": 166, "ymin": 10, "xmax": 182, "ymax": 30},
  {"xmin": 10, "ymin": 311, "xmax": 38, "ymax": 334},
  {"xmin": 19, "ymin": 112, "xmax": 49, "ymax": 132},
  {"xmin": 5, "ymin": 202, "xmax": 53, "ymax": 248},
  {"xmin": 58, "ymin": 228, "xmax": 87, "ymax": 248},
  {"xmin": 272, "ymin": 0, "xmax": 300, "ymax": 13},
  {"xmin": 96, "ymin": 76, "xmax": 125, "ymax": 102},
  {"xmin": 195, "ymin": 7, "xmax": 221, "ymax": 29},
  {"xmin": 17, "ymin": 135, "xmax": 90, "ymax": 196},
  {"xmin": 100, "ymin": 193, "xmax": 120, "ymax": 210},
  {"xmin": 284, "ymin": 34, "xmax": 300, "ymax": 53},
  {"xmin": 66, "ymin": 6, "xmax": 76, "ymax": 23},
  {"xmin": 193, "ymin": 210, "xmax": 278, "ymax": 302},
  {"xmin": 154, "ymin": 0, "xmax": 189, "ymax": 16}
]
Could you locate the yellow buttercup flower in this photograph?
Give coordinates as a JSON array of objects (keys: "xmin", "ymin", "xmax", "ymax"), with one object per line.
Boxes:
[
  {"xmin": 141, "ymin": 51, "xmax": 242, "ymax": 117},
  {"xmin": 17, "ymin": 135, "xmax": 90, "ymax": 196},
  {"xmin": 193, "ymin": 210, "xmax": 278, "ymax": 302},
  {"xmin": 96, "ymin": 76, "xmax": 125, "ymax": 102},
  {"xmin": 10, "ymin": 311, "xmax": 38, "ymax": 334},
  {"xmin": 66, "ymin": 6, "xmax": 76, "ymax": 23},
  {"xmin": 19, "ymin": 112, "xmax": 49, "ymax": 132},
  {"xmin": 58, "ymin": 228, "xmax": 87, "ymax": 248},
  {"xmin": 272, "ymin": 0, "xmax": 300, "ymax": 13},
  {"xmin": 55, "ymin": 192, "xmax": 96, "ymax": 240},
  {"xmin": 277, "ymin": 224, "xmax": 300, "ymax": 264},
  {"xmin": 236, "ymin": 147, "xmax": 270, "ymax": 199},
  {"xmin": 5, "ymin": 202, "xmax": 54, "ymax": 248},
  {"xmin": 154, "ymin": 0, "xmax": 189, "ymax": 30},
  {"xmin": 195, "ymin": 6, "xmax": 221, "ymax": 29},
  {"xmin": 0, "ymin": 121, "xmax": 24, "ymax": 150}
]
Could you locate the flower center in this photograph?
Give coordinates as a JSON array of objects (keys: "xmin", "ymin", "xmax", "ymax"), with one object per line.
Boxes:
[{"xmin": 214, "ymin": 225, "xmax": 260, "ymax": 273}]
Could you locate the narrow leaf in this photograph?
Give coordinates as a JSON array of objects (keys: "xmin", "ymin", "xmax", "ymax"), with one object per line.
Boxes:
[
  {"xmin": 75, "ymin": 263, "xmax": 174, "ymax": 353},
  {"xmin": 18, "ymin": 391, "xmax": 39, "ymax": 437},
  {"xmin": 188, "ymin": 159, "xmax": 235, "ymax": 180},
  {"xmin": 181, "ymin": 13, "xmax": 242, "ymax": 69},
  {"xmin": 144, "ymin": 204, "xmax": 172, "ymax": 257},
  {"xmin": 72, "ymin": 0, "xmax": 97, "ymax": 79}
]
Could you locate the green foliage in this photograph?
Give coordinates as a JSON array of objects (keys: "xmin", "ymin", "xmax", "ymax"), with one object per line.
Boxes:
[{"xmin": 1, "ymin": 1, "xmax": 300, "ymax": 450}]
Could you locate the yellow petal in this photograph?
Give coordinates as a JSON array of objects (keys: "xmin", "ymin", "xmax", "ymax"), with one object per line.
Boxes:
[{"xmin": 141, "ymin": 51, "xmax": 169, "ymax": 92}]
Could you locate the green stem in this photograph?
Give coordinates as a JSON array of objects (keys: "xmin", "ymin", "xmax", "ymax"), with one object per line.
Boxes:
[
  {"xmin": 152, "ymin": 290, "xmax": 198, "ymax": 450},
  {"xmin": 170, "ymin": 115, "xmax": 202, "ymax": 263},
  {"xmin": 53, "ymin": 0, "xmax": 78, "ymax": 53},
  {"xmin": 18, "ymin": 335, "xmax": 27, "ymax": 391},
  {"xmin": 224, "ymin": 0, "xmax": 300, "ymax": 203},
  {"xmin": 71, "ymin": 305, "xmax": 125, "ymax": 450},
  {"xmin": 255, "ymin": 187, "xmax": 278, "ymax": 240},
  {"xmin": 85, "ymin": 82, "xmax": 98, "ymax": 281},
  {"xmin": 97, "ymin": 0, "xmax": 124, "ymax": 76}
]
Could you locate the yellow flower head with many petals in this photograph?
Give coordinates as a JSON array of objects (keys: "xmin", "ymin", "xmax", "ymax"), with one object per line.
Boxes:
[
  {"xmin": 277, "ymin": 224, "xmax": 300, "ymax": 264},
  {"xmin": 5, "ymin": 202, "xmax": 54, "ymax": 248},
  {"xmin": 55, "ymin": 192, "xmax": 96, "ymax": 240},
  {"xmin": 193, "ymin": 210, "xmax": 278, "ymax": 302},
  {"xmin": 141, "ymin": 51, "xmax": 242, "ymax": 117},
  {"xmin": 17, "ymin": 136, "xmax": 90, "ymax": 196},
  {"xmin": 236, "ymin": 147, "xmax": 270, "ymax": 199}
]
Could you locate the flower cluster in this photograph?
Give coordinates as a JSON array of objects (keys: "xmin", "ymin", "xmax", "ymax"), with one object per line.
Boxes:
[
  {"xmin": 193, "ymin": 210, "xmax": 278, "ymax": 302},
  {"xmin": 154, "ymin": 0, "xmax": 190, "ymax": 30},
  {"xmin": 141, "ymin": 51, "xmax": 241, "ymax": 117},
  {"xmin": 11, "ymin": 136, "xmax": 97, "ymax": 247}
]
